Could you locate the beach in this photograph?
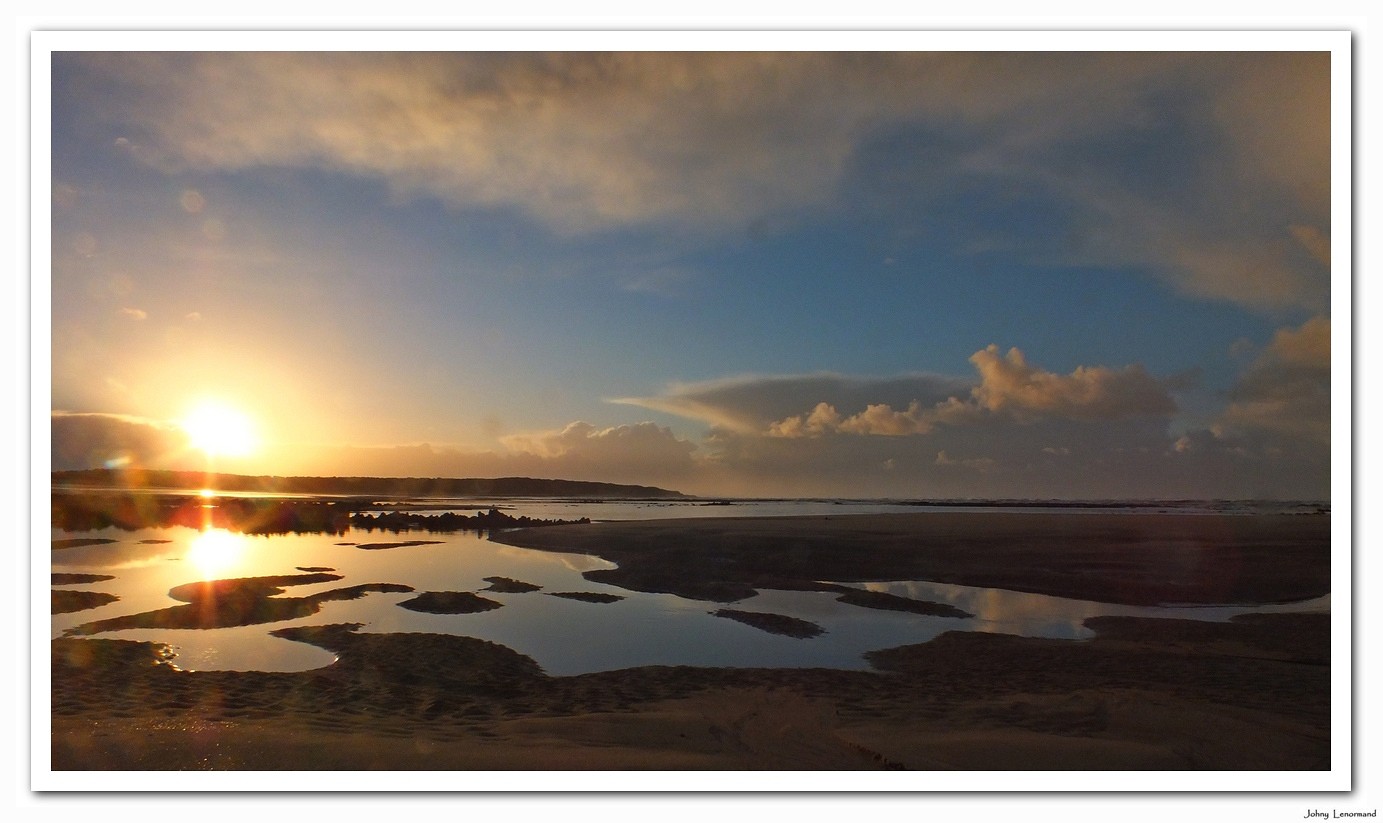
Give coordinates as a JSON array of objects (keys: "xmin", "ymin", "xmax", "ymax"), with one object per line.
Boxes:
[{"xmin": 49, "ymin": 512, "xmax": 1332, "ymax": 771}]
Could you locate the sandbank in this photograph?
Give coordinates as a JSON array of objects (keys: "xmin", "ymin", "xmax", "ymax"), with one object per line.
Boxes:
[
  {"xmin": 51, "ymin": 611, "xmax": 1329, "ymax": 771},
  {"xmin": 397, "ymin": 591, "xmax": 504, "ymax": 614},
  {"xmin": 489, "ymin": 512, "xmax": 1330, "ymax": 606},
  {"xmin": 712, "ymin": 608, "xmax": 827, "ymax": 638},
  {"xmin": 50, "ymin": 511, "xmax": 1331, "ymax": 772}
]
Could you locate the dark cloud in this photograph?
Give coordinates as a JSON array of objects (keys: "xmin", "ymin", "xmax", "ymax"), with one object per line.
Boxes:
[{"xmin": 51, "ymin": 412, "xmax": 190, "ymax": 471}]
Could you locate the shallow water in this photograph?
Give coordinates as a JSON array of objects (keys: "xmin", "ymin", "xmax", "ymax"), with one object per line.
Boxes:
[{"xmin": 48, "ymin": 498, "xmax": 1329, "ymax": 676}]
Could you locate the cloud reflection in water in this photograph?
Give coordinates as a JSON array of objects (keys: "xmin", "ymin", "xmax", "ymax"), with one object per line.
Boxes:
[{"xmin": 861, "ymin": 580, "xmax": 1329, "ymax": 639}]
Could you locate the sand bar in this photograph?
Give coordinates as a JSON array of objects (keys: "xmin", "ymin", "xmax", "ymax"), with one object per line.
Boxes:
[
  {"xmin": 490, "ymin": 512, "xmax": 1331, "ymax": 606},
  {"xmin": 50, "ymin": 511, "xmax": 1332, "ymax": 772},
  {"xmin": 51, "ymin": 611, "xmax": 1329, "ymax": 771}
]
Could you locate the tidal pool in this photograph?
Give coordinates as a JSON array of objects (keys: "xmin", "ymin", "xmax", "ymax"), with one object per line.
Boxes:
[{"xmin": 49, "ymin": 517, "xmax": 1329, "ymax": 676}]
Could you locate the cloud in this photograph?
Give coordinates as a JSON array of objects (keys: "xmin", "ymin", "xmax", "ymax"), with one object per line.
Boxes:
[
  {"xmin": 839, "ymin": 402, "xmax": 936, "ymax": 436},
  {"xmin": 967, "ymin": 345, "xmax": 1176, "ymax": 421},
  {"xmin": 59, "ymin": 53, "xmax": 1164, "ymax": 234},
  {"xmin": 934, "ymin": 450, "xmax": 995, "ymax": 471},
  {"xmin": 764, "ymin": 346, "xmax": 1176, "ymax": 438},
  {"xmin": 65, "ymin": 52, "xmax": 915, "ymax": 232},
  {"xmin": 56, "ymin": 51, "xmax": 1330, "ymax": 310},
  {"xmin": 613, "ymin": 372, "xmax": 972, "ymax": 434},
  {"xmin": 1111, "ymin": 316, "xmax": 1331, "ymax": 498},
  {"xmin": 53, "ymin": 410, "xmax": 701, "ymax": 491},
  {"xmin": 701, "ymin": 405, "xmax": 1326, "ymax": 500},
  {"xmin": 498, "ymin": 421, "xmax": 697, "ymax": 477},
  {"xmin": 767, "ymin": 402, "xmax": 845, "ymax": 438},
  {"xmin": 266, "ymin": 421, "xmax": 700, "ymax": 489},
  {"xmin": 769, "ymin": 401, "xmax": 940, "ymax": 438},
  {"xmin": 1211, "ymin": 52, "xmax": 1330, "ymax": 217},
  {"xmin": 1289, "ymin": 224, "xmax": 1331, "ymax": 265},
  {"xmin": 953, "ymin": 51, "xmax": 1330, "ymax": 312},
  {"xmin": 1218, "ymin": 316, "xmax": 1330, "ymax": 448},
  {"xmin": 615, "ymin": 345, "xmax": 1329, "ymax": 498},
  {"xmin": 602, "ymin": 348, "xmax": 1329, "ymax": 498},
  {"xmin": 699, "ymin": 412, "xmax": 1185, "ymax": 499},
  {"xmin": 951, "ymin": 138, "xmax": 1330, "ymax": 313},
  {"xmin": 53, "ymin": 311, "xmax": 1327, "ymax": 499},
  {"xmin": 118, "ymin": 307, "xmax": 148, "ymax": 320},
  {"xmin": 51, "ymin": 411, "xmax": 190, "ymax": 470}
]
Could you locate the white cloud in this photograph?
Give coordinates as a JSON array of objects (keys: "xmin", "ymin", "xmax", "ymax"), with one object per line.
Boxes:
[
  {"xmin": 765, "ymin": 346, "xmax": 1176, "ymax": 438},
  {"xmin": 766, "ymin": 402, "xmax": 842, "ymax": 438},
  {"xmin": 614, "ymin": 372, "xmax": 972, "ymax": 434},
  {"xmin": 59, "ymin": 52, "xmax": 1329, "ymax": 310},
  {"xmin": 70, "ymin": 52, "xmax": 907, "ymax": 232},
  {"xmin": 771, "ymin": 400, "xmax": 939, "ymax": 438},
  {"xmin": 968, "ymin": 345, "xmax": 1176, "ymax": 421},
  {"xmin": 839, "ymin": 402, "xmax": 933, "ymax": 436}
]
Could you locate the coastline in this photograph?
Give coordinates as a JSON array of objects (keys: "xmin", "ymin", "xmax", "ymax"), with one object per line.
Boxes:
[{"xmin": 49, "ymin": 511, "xmax": 1332, "ymax": 773}]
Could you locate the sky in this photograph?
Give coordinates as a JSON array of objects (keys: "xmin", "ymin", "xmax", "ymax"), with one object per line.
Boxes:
[{"xmin": 45, "ymin": 38, "xmax": 1339, "ymax": 499}]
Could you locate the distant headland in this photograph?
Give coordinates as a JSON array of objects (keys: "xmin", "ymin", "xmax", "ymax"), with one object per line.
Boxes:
[{"xmin": 50, "ymin": 469, "xmax": 689, "ymax": 500}]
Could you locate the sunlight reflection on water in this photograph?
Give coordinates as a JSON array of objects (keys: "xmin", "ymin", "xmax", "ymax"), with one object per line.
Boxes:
[
  {"xmin": 185, "ymin": 529, "xmax": 250, "ymax": 580},
  {"xmin": 49, "ymin": 507, "xmax": 1329, "ymax": 676}
]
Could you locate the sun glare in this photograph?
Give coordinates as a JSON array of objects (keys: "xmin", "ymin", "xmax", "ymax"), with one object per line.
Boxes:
[
  {"xmin": 181, "ymin": 400, "xmax": 258, "ymax": 458},
  {"xmin": 187, "ymin": 528, "xmax": 248, "ymax": 580}
]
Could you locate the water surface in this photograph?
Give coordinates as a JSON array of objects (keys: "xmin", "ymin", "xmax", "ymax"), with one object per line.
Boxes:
[{"xmin": 49, "ymin": 498, "xmax": 1329, "ymax": 675}]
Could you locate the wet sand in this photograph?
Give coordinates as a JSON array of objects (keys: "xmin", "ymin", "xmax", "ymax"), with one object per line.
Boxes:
[
  {"xmin": 489, "ymin": 512, "xmax": 1331, "ymax": 606},
  {"xmin": 49, "ymin": 512, "xmax": 1332, "ymax": 771}
]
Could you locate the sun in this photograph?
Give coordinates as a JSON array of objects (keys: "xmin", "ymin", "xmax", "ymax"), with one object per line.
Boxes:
[{"xmin": 180, "ymin": 400, "xmax": 258, "ymax": 458}]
